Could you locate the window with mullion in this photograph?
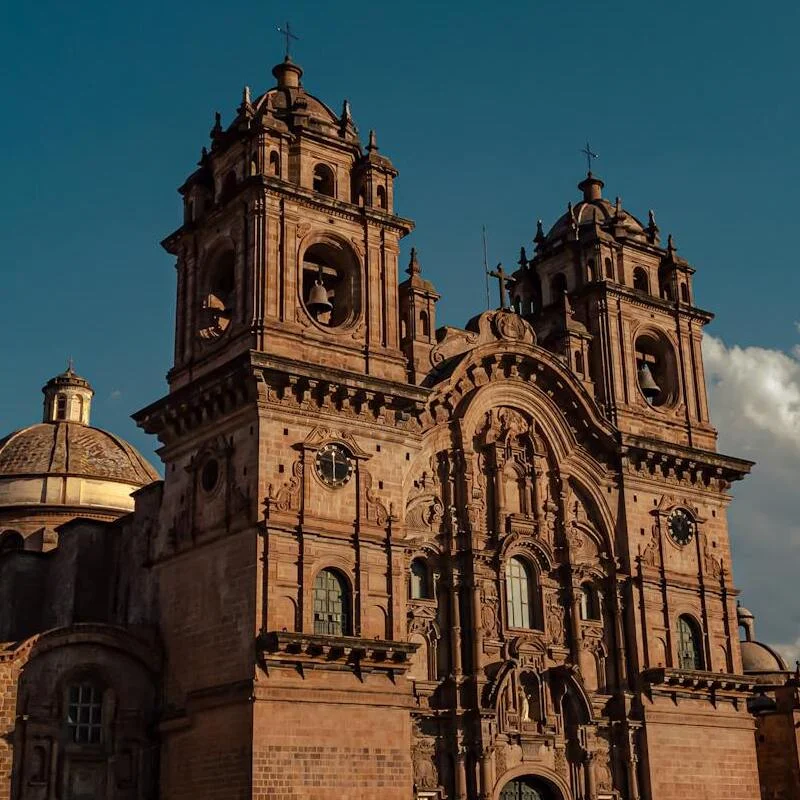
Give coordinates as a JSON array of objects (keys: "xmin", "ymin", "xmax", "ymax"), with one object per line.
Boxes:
[
  {"xmin": 66, "ymin": 683, "xmax": 103, "ymax": 744},
  {"xmin": 506, "ymin": 557, "xmax": 533, "ymax": 629}
]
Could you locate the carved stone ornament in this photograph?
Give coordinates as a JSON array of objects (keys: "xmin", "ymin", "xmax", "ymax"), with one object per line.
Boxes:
[
  {"xmin": 271, "ymin": 457, "xmax": 303, "ymax": 513},
  {"xmin": 493, "ymin": 310, "xmax": 530, "ymax": 341},
  {"xmin": 429, "ymin": 310, "xmax": 536, "ymax": 368},
  {"xmin": 362, "ymin": 470, "xmax": 389, "ymax": 526},
  {"xmin": 411, "ymin": 723, "xmax": 439, "ymax": 790},
  {"xmin": 545, "ymin": 591, "xmax": 566, "ymax": 645},
  {"xmin": 480, "ymin": 580, "xmax": 500, "ymax": 639}
]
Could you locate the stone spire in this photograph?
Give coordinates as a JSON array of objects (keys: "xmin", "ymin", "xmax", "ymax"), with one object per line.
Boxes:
[{"xmin": 42, "ymin": 361, "xmax": 94, "ymax": 424}]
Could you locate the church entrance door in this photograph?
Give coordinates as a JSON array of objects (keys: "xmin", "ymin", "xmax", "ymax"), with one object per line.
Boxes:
[{"xmin": 499, "ymin": 776, "xmax": 557, "ymax": 800}]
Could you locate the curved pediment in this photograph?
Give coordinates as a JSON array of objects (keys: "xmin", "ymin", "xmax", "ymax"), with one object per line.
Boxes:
[{"xmin": 422, "ymin": 334, "xmax": 617, "ymax": 468}]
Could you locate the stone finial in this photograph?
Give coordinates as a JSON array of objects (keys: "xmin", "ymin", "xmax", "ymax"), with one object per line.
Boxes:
[
  {"xmin": 367, "ymin": 129, "xmax": 378, "ymax": 153},
  {"xmin": 407, "ymin": 247, "xmax": 421, "ymax": 276},
  {"xmin": 614, "ymin": 196, "xmax": 622, "ymax": 217},
  {"xmin": 534, "ymin": 219, "xmax": 545, "ymax": 246},
  {"xmin": 667, "ymin": 233, "xmax": 677, "ymax": 256},
  {"xmin": 518, "ymin": 246, "xmax": 528, "ymax": 267},
  {"xmin": 243, "ymin": 85, "xmax": 251, "ymax": 105}
]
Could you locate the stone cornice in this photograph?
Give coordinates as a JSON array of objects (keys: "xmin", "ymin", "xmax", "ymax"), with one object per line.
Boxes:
[
  {"xmin": 162, "ymin": 176, "xmax": 414, "ymax": 254},
  {"xmin": 257, "ymin": 630, "xmax": 418, "ymax": 676},
  {"xmin": 134, "ymin": 351, "xmax": 431, "ymax": 446},
  {"xmin": 621, "ymin": 434, "xmax": 753, "ymax": 489},
  {"xmin": 641, "ymin": 667, "xmax": 756, "ymax": 700}
]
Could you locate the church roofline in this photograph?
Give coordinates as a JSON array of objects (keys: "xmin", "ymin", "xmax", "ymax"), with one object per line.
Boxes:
[{"xmin": 162, "ymin": 174, "xmax": 414, "ymax": 255}]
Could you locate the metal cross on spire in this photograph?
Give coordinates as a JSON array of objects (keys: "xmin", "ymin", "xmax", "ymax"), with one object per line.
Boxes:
[
  {"xmin": 276, "ymin": 21, "xmax": 299, "ymax": 59},
  {"xmin": 581, "ymin": 141, "xmax": 598, "ymax": 172}
]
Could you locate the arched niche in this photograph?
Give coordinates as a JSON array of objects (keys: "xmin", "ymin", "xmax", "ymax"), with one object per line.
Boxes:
[{"xmin": 299, "ymin": 237, "xmax": 362, "ymax": 329}]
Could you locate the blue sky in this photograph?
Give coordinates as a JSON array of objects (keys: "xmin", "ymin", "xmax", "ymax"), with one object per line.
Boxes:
[{"xmin": 2, "ymin": 2, "xmax": 799, "ymax": 643}]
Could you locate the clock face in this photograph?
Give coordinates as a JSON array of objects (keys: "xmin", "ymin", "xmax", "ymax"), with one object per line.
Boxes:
[
  {"xmin": 667, "ymin": 508, "xmax": 696, "ymax": 546},
  {"xmin": 315, "ymin": 443, "xmax": 354, "ymax": 488}
]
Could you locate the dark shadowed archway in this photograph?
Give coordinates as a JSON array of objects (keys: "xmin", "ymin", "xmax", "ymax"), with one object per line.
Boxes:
[{"xmin": 499, "ymin": 775, "xmax": 562, "ymax": 800}]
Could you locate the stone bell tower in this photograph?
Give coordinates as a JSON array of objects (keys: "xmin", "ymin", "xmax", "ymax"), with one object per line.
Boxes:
[
  {"xmin": 515, "ymin": 172, "xmax": 716, "ymax": 450},
  {"xmin": 135, "ymin": 54, "xmax": 426, "ymax": 800},
  {"xmin": 164, "ymin": 56, "xmax": 413, "ymax": 393}
]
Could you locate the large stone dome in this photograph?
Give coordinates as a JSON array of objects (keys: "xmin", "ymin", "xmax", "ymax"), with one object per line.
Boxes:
[
  {"xmin": 0, "ymin": 366, "xmax": 159, "ymax": 537},
  {"xmin": 0, "ymin": 422, "xmax": 158, "ymax": 485}
]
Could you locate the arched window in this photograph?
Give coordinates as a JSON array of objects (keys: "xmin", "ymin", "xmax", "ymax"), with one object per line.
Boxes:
[
  {"xmin": 76, "ymin": 395, "xmax": 84, "ymax": 422},
  {"xmin": 376, "ymin": 185, "xmax": 387, "ymax": 209},
  {"xmin": 0, "ymin": 530, "xmax": 23, "ymax": 554},
  {"xmin": 313, "ymin": 163, "xmax": 335, "ymax": 197},
  {"xmin": 419, "ymin": 309, "xmax": 430, "ymax": 337},
  {"xmin": 587, "ymin": 258, "xmax": 596, "ymax": 281},
  {"xmin": 313, "ymin": 568, "xmax": 350, "ymax": 635},
  {"xmin": 268, "ymin": 150, "xmax": 280, "ymax": 176},
  {"xmin": 676, "ymin": 614, "xmax": 704, "ymax": 670},
  {"xmin": 680, "ymin": 282, "xmax": 690, "ymax": 304},
  {"xmin": 550, "ymin": 272, "xmax": 567, "ymax": 304},
  {"xmin": 579, "ymin": 583, "xmax": 601, "ymax": 621},
  {"xmin": 506, "ymin": 556, "xmax": 535, "ymax": 629},
  {"xmin": 56, "ymin": 395, "xmax": 67, "ymax": 420},
  {"xmin": 633, "ymin": 267, "xmax": 650, "ymax": 293},
  {"xmin": 604, "ymin": 257, "xmax": 614, "ymax": 280},
  {"xmin": 574, "ymin": 351, "xmax": 584, "ymax": 375},
  {"xmin": 66, "ymin": 682, "xmax": 103, "ymax": 744},
  {"xmin": 410, "ymin": 559, "xmax": 431, "ymax": 600}
]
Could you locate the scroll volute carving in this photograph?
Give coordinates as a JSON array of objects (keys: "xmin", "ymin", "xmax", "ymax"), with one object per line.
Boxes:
[{"xmin": 405, "ymin": 456, "xmax": 445, "ymax": 539}]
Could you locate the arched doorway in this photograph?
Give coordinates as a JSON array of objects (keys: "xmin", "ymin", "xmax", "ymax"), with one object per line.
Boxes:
[{"xmin": 499, "ymin": 775, "xmax": 559, "ymax": 800}]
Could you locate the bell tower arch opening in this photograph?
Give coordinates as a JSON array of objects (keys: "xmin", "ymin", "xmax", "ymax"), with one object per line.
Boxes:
[{"xmin": 300, "ymin": 239, "xmax": 361, "ymax": 328}]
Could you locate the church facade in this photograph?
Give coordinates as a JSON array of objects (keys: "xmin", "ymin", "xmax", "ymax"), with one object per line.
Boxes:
[{"xmin": 1, "ymin": 54, "xmax": 795, "ymax": 800}]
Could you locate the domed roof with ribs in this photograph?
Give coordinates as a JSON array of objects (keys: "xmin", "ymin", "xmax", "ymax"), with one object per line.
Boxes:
[
  {"xmin": 0, "ymin": 422, "xmax": 159, "ymax": 486},
  {"xmin": 544, "ymin": 173, "xmax": 647, "ymax": 244}
]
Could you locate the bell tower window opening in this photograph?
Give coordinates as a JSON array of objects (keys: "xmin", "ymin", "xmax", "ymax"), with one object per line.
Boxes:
[
  {"xmin": 376, "ymin": 185, "xmax": 387, "ymax": 209},
  {"xmin": 313, "ymin": 568, "xmax": 351, "ymax": 636},
  {"xmin": 676, "ymin": 614, "xmax": 704, "ymax": 670},
  {"xmin": 680, "ymin": 282, "xmax": 690, "ymax": 304},
  {"xmin": 199, "ymin": 249, "xmax": 235, "ymax": 340},
  {"xmin": 268, "ymin": 150, "xmax": 280, "ymax": 176},
  {"xmin": 56, "ymin": 395, "xmax": 67, "ymax": 420},
  {"xmin": 301, "ymin": 241, "xmax": 360, "ymax": 328},
  {"xmin": 633, "ymin": 266, "xmax": 650, "ymax": 294},
  {"xmin": 634, "ymin": 331, "xmax": 676, "ymax": 407},
  {"xmin": 66, "ymin": 683, "xmax": 103, "ymax": 744},
  {"xmin": 604, "ymin": 257, "xmax": 614, "ymax": 280},
  {"xmin": 419, "ymin": 309, "xmax": 430, "ymax": 338},
  {"xmin": 313, "ymin": 163, "xmax": 335, "ymax": 197}
]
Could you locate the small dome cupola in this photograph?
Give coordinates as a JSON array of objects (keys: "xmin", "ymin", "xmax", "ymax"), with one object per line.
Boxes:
[
  {"xmin": 578, "ymin": 171, "xmax": 604, "ymax": 202},
  {"xmin": 737, "ymin": 603, "xmax": 756, "ymax": 642},
  {"xmin": 271, "ymin": 56, "xmax": 303, "ymax": 89},
  {"xmin": 42, "ymin": 361, "xmax": 94, "ymax": 424}
]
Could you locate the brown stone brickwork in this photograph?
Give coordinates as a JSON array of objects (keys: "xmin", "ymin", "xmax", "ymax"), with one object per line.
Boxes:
[{"xmin": 1, "ymin": 52, "xmax": 785, "ymax": 800}]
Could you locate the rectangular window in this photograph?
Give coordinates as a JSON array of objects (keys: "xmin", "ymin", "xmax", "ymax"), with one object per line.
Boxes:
[{"xmin": 67, "ymin": 684, "xmax": 102, "ymax": 744}]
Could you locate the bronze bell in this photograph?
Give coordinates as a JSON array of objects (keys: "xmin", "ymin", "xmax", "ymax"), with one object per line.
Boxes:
[
  {"xmin": 637, "ymin": 361, "xmax": 661, "ymax": 401},
  {"xmin": 307, "ymin": 279, "xmax": 332, "ymax": 316}
]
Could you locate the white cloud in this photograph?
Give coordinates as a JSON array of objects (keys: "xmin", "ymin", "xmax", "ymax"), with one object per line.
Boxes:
[
  {"xmin": 703, "ymin": 335, "xmax": 800, "ymax": 646},
  {"xmin": 109, "ymin": 389, "xmax": 122, "ymax": 401},
  {"xmin": 772, "ymin": 637, "xmax": 800, "ymax": 670}
]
